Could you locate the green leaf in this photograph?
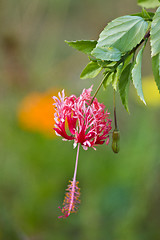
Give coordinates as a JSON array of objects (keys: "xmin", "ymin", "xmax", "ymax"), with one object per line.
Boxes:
[
  {"xmin": 65, "ymin": 40, "xmax": 97, "ymax": 55},
  {"xmin": 97, "ymin": 60, "xmax": 112, "ymax": 68},
  {"xmin": 112, "ymin": 63, "xmax": 123, "ymax": 91},
  {"xmin": 91, "ymin": 46, "xmax": 122, "ymax": 61},
  {"xmin": 152, "ymin": 54, "xmax": 160, "ymax": 92},
  {"xmin": 142, "ymin": 8, "xmax": 152, "ymax": 18},
  {"xmin": 138, "ymin": 0, "xmax": 160, "ymax": 9},
  {"xmin": 88, "ymin": 56, "xmax": 97, "ymax": 62},
  {"xmin": 80, "ymin": 62, "xmax": 102, "ymax": 79},
  {"xmin": 132, "ymin": 12, "xmax": 154, "ymax": 19},
  {"xmin": 119, "ymin": 63, "xmax": 132, "ymax": 112},
  {"xmin": 112, "ymin": 54, "xmax": 133, "ymax": 91},
  {"xmin": 123, "ymin": 54, "xmax": 134, "ymax": 70},
  {"xmin": 103, "ymin": 73, "xmax": 114, "ymax": 89},
  {"xmin": 131, "ymin": 45, "xmax": 146, "ymax": 105},
  {"xmin": 97, "ymin": 15, "xmax": 148, "ymax": 53},
  {"xmin": 150, "ymin": 7, "xmax": 160, "ymax": 57},
  {"xmin": 98, "ymin": 61, "xmax": 116, "ymax": 68}
]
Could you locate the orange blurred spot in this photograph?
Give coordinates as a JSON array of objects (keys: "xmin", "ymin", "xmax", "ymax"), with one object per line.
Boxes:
[{"xmin": 18, "ymin": 89, "xmax": 60, "ymax": 137}]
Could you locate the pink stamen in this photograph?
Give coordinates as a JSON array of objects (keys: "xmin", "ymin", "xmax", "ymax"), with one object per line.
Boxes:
[{"xmin": 59, "ymin": 144, "xmax": 81, "ymax": 218}]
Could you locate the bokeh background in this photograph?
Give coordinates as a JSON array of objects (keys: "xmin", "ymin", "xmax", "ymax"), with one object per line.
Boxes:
[{"xmin": 0, "ymin": 0, "xmax": 160, "ymax": 239}]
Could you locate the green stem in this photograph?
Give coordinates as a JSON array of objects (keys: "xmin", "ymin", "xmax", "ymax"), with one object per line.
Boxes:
[{"xmin": 90, "ymin": 72, "xmax": 111, "ymax": 105}]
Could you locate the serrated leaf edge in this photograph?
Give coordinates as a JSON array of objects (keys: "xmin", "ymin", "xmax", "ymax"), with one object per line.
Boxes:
[{"xmin": 131, "ymin": 46, "xmax": 146, "ymax": 105}]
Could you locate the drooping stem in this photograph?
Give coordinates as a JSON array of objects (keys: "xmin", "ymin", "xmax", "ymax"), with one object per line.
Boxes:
[
  {"xmin": 113, "ymin": 89, "xmax": 118, "ymax": 130},
  {"xmin": 73, "ymin": 143, "xmax": 80, "ymax": 182},
  {"xmin": 90, "ymin": 72, "xmax": 111, "ymax": 105}
]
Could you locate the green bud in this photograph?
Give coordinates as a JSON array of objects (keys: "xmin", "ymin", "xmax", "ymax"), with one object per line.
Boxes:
[{"xmin": 112, "ymin": 129, "xmax": 120, "ymax": 153}]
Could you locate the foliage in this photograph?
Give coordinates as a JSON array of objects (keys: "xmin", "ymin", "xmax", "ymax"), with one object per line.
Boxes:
[
  {"xmin": 138, "ymin": 0, "xmax": 160, "ymax": 9},
  {"xmin": 132, "ymin": 44, "xmax": 146, "ymax": 105},
  {"xmin": 66, "ymin": 4, "xmax": 160, "ymax": 112},
  {"xmin": 1, "ymin": 0, "xmax": 160, "ymax": 239}
]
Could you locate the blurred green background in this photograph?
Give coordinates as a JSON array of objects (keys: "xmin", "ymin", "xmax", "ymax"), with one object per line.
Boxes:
[{"xmin": 0, "ymin": 0, "xmax": 160, "ymax": 239}]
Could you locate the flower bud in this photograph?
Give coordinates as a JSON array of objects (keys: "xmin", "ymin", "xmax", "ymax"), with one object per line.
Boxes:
[{"xmin": 112, "ymin": 129, "xmax": 120, "ymax": 153}]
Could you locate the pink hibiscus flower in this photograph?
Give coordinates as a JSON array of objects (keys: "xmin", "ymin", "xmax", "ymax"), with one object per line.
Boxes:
[
  {"xmin": 53, "ymin": 86, "xmax": 112, "ymax": 218},
  {"xmin": 53, "ymin": 86, "xmax": 112, "ymax": 150}
]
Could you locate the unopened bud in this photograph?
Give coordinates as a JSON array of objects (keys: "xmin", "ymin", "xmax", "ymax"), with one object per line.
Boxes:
[{"xmin": 112, "ymin": 129, "xmax": 120, "ymax": 153}]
